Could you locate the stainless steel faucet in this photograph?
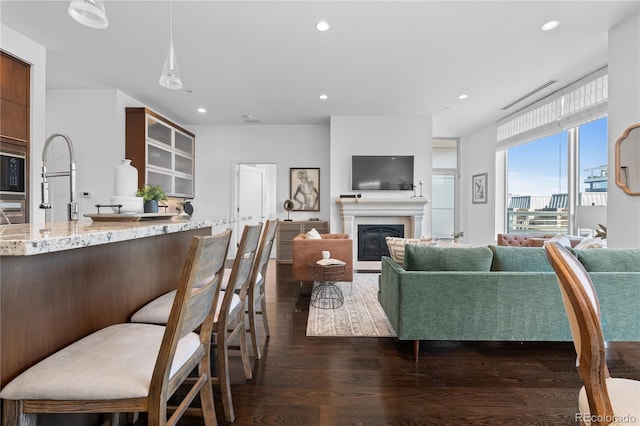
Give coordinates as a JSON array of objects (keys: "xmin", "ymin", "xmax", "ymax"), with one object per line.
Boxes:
[{"xmin": 40, "ymin": 133, "xmax": 79, "ymax": 222}]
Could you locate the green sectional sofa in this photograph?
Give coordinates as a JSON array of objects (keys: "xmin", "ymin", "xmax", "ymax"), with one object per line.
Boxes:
[{"xmin": 378, "ymin": 244, "xmax": 640, "ymax": 360}]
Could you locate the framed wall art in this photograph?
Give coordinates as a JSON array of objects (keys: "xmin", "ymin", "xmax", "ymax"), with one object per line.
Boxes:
[
  {"xmin": 290, "ymin": 168, "xmax": 320, "ymax": 211},
  {"xmin": 472, "ymin": 173, "xmax": 488, "ymax": 204}
]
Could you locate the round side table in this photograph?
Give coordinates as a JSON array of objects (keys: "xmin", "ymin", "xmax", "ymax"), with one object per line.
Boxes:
[{"xmin": 308, "ymin": 262, "xmax": 345, "ymax": 309}]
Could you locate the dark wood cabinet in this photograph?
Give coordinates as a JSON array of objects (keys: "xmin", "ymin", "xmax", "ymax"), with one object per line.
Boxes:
[
  {"xmin": 276, "ymin": 220, "xmax": 328, "ymax": 264},
  {"xmin": 0, "ymin": 51, "xmax": 30, "ymax": 142},
  {"xmin": 125, "ymin": 107, "xmax": 195, "ymax": 198},
  {"xmin": 0, "ymin": 51, "xmax": 31, "ymax": 223}
]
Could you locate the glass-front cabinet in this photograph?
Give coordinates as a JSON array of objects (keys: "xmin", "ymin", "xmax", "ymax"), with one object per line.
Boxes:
[{"xmin": 125, "ymin": 107, "xmax": 195, "ymax": 198}]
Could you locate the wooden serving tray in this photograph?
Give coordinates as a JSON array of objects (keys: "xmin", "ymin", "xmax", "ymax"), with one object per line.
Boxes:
[{"xmin": 84, "ymin": 213, "xmax": 177, "ymax": 222}]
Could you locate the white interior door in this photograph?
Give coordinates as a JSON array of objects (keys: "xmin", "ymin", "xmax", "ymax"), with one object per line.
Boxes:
[{"xmin": 235, "ymin": 164, "xmax": 265, "ymax": 253}]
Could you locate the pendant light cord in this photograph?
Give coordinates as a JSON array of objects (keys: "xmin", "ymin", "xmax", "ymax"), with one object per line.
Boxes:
[{"xmin": 170, "ymin": 0, "xmax": 173, "ymax": 43}]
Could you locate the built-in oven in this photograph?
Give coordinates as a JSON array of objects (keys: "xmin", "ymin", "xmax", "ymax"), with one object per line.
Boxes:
[{"xmin": 0, "ymin": 152, "xmax": 26, "ymax": 194}]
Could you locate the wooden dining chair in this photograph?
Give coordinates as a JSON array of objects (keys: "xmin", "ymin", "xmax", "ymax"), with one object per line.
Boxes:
[
  {"xmin": 0, "ymin": 229, "xmax": 232, "ymax": 426},
  {"xmin": 544, "ymin": 242, "xmax": 640, "ymax": 426},
  {"xmin": 210, "ymin": 223, "xmax": 262, "ymax": 422},
  {"xmin": 131, "ymin": 223, "xmax": 262, "ymax": 423},
  {"xmin": 246, "ymin": 219, "xmax": 278, "ymax": 359}
]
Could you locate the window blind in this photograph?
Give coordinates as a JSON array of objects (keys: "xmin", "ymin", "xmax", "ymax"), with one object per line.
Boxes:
[{"xmin": 496, "ymin": 67, "xmax": 607, "ymax": 151}]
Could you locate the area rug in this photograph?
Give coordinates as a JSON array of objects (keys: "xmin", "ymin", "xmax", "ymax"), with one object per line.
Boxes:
[{"xmin": 306, "ymin": 273, "xmax": 397, "ymax": 337}]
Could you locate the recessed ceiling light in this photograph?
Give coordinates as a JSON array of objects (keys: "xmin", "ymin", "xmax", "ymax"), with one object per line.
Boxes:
[
  {"xmin": 197, "ymin": 107, "xmax": 206, "ymax": 113},
  {"xmin": 319, "ymin": 94, "xmax": 328, "ymax": 100},
  {"xmin": 541, "ymin": 21, "xmax": 560, "ymax": 31},
  {"xmin": 458, "ymin": 94, "xmax": 469, "ymax": 100},
  {"xmin": 316, "ymin": 21, "xmax": 330, "ymax": 32},
  {"xmin": 242, "ymin": 114, "xmax": 261, "ymax": 123}
]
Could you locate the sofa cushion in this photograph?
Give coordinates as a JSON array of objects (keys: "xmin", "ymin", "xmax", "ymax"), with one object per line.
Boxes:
[
  {"xmin": 489, "ymin": 245, "xmax": 553, "ymax": 272},
  {"xmin": 403, "ymin": 245, "xmax": 492, "ymax": 271},
  {"xmin": 576, "ymin": 248, "xmax": 640, "ymax": 272},
  {"xmin": 385, "ymin": 236, "xmax": 434, "ymax": 264}
]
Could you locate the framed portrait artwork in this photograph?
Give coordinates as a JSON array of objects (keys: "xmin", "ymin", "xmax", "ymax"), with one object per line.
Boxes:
[
  {"xmin": 472, "ymin": 173, "xmax": 488, "ymax": 204},
  {"xmin": 290, "ymin": 168, "xmax": 320, "ymax": 211}
]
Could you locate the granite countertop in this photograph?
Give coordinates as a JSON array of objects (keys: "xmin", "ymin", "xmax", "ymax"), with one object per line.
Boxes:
[{"xmin": 0, "ymin": 217, "xmax": 216, "ymax": 256}]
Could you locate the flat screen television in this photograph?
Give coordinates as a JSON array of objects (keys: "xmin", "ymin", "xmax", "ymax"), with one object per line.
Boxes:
[{"xmin": 351, "ymin": 155, "xmax": 414, "ymax": 190}]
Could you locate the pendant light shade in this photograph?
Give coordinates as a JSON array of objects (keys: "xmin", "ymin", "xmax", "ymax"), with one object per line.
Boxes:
[
  {"xmin": 68, "ymin": 0, "xmax": 109, "ymax": 29},
  {"xmin": 159, "ymin": 40, "xmax": 183, "ymax": 90},
  {"xmin": 159, "ymin": 0, "xmax": 183, "ymax": 90}
]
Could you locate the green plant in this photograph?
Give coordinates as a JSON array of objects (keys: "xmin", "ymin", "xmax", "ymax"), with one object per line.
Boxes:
[
  {"xmin": 136, "ymin": 184, "xmax": 167, "ymax": 202},
  {"xmin": 595, "ymin": 224, "xmax": 607, "ymax": 239},
  {"xmin": 452, "ymin": 231, "xmax": 464, "ymax": 240}
]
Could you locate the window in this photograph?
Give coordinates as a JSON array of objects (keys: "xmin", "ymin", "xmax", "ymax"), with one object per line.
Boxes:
[
  {"xmin": 432, "ymin": 139, "xmax": 459, "ymax": 239},
  {"xmin": 506, "ymin": 117, "xmax": 607, "ymax": 235},
  {"xmin": 579, "ymin": 118, "xmax": 608, "ymax": 201},
  {"xmin": 498, "ymin": 68, "xmax": 608, "ymax": 236}
]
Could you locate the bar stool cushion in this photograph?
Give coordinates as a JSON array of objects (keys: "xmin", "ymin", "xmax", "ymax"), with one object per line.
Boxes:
[
  {"xmin": 219, "ymin": 269, "xmax": 262, "ymax": 292},
  {"xmin": 0, "ymin": 323, "xmax": 200, "ymax": 400},
  {"xmin": 216, "ymin": 291, "xmax": 240, "ymax": 321},
  {"xmin": 131, "ymin": 290, "xmax": 240, "ymax": 324},
  {"xmin": 218, "ymin": 268, "xmax": 232, "ymax": 290},
  {"xmin": 578, "ymin": 378, "xmax": 640, "ymax": 425},
  {"xmin": 131, "ymin": 290, "xmax": 179, "ymax": 324}
]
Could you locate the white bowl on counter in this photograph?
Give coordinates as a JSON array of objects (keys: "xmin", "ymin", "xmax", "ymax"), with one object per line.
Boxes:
[{"xmin": 110, "ymin": 196, "xmax": 144, "ymax": 213}]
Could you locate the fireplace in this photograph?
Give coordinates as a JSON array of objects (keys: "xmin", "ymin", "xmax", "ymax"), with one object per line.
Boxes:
[
  {"xmin": 358, "ymin": 225, "xmax": 404, "ymax": 261},
  {"xmin": 336, "ymin": 197, "xmax": 429, "ymax": 269}
]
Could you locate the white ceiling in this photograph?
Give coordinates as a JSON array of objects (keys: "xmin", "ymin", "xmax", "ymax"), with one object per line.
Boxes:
[{"xmin": 1, "ymin": 1, "xmax": 638, "ymax": 137}]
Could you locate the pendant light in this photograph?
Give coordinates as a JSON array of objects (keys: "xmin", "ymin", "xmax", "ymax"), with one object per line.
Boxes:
[
  {"xmin": 68, "ymin": 0, "xmax": 109, "ymax": 29},
  {"xmin": 159, "ymin": 0, "xmax": 183, "ymax": 90}
]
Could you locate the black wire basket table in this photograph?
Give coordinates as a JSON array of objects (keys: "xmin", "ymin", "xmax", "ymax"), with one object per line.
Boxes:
[{"xmin": 307, "ymin": 262, "xmax": 346, "ymax": 309}]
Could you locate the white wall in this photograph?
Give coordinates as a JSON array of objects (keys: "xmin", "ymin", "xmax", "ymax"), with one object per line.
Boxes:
[
  {"xmin": 1, "ymin": 24, "xmax": 46, "ymax": 223},
  {"xmin": 459, "ymin": 123, "xmax": 499, "ymax": 246},
  {"xmin": 191, "ymin": 124, "xmax": 330, "ymax": 224},
  {"xmin": 329, "ymin": 116, "xmax": 432, "ymax": 234},
  {"xmin": 46, "ymin": 89, "xmax": 143, "ymax": 221},
  {"xmin": 607, "ymin": 13, "xmax": 640, "ymax": 248}
]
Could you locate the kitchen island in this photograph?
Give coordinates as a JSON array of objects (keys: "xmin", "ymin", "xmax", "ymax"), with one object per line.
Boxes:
[{"xmin": 0, "ymin": 218, "xmax": 214, "ymax": 389}]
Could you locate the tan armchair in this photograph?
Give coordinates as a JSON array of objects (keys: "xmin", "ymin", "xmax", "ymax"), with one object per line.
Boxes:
[{"xmin": 292, "ymin": 233, "xmax": 353, "ymax": 282}]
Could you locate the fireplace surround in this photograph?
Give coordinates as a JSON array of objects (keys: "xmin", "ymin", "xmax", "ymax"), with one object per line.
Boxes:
[{"xmin": 336, "ymin": 197, "xmax": 429, "ymax": 269}]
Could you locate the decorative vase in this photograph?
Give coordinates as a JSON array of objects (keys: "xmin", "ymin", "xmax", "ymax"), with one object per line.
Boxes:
[
  {"xmin": 144, "ymin": 200, "xmax": 158, "ymax": 213},
  {"xmin": 114, "ymin": 159, "xmax": 138, "ymax": 197},
  {"xmin": 183, "ymin": 201, "xmax": 194, "ymax": 216}
]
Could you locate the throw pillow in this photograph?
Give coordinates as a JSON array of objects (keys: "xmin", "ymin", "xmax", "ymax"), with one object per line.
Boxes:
[
  {"xmin": 574, "ymin": 237, "xmax": 607, "ymax": 250},
  {"xmin": 488, "ymin": 245, "xmax": 554, "ymax": 272},
  {"xmin": 548, "ymin": 233, "xmax": 573, "ymax": 247},
  {"xmin": 385, "ymin": 236, "xmax": 433, "ymax": 264},
  {"xmin": 306, "ymin": 228, "xmax": 322, "ymax": 239},
  {"xmin": 576, "ymin": 248, "xmax": 640, "ymax": 272},
  {"xmin": 403, "ymin": 244, "xmax": 492, "ymax": 271}
]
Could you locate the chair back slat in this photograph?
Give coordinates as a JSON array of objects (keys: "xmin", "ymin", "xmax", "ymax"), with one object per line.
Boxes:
[{"xmin": 544, "ymin": 241, "xmax": 614, "ymax": 422}]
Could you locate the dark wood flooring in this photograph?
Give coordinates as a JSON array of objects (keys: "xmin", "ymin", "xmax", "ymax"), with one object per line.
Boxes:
[{"xmin": 170, "ymin": 261, "xmax": 640, "ymax": 426}]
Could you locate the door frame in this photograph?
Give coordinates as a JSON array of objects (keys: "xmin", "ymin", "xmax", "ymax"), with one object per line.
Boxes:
[{"xmin": 233, "ymin": 162, "xmax": 277, "ymax": 256}]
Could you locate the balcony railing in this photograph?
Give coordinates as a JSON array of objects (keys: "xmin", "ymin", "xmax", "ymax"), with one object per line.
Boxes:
[{"xmin": 507, "ymin": 210, "xmax": 568, "ymax": 234}]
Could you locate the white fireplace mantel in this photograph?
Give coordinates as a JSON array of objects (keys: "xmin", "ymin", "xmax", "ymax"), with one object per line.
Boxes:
[
  {"xmin": 336, "ymin": 197, "xmax": 428, "ymax": 221},
  {"xmin": 336, "ymin": 197, "xmax": 429, "ymax": 268}
]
